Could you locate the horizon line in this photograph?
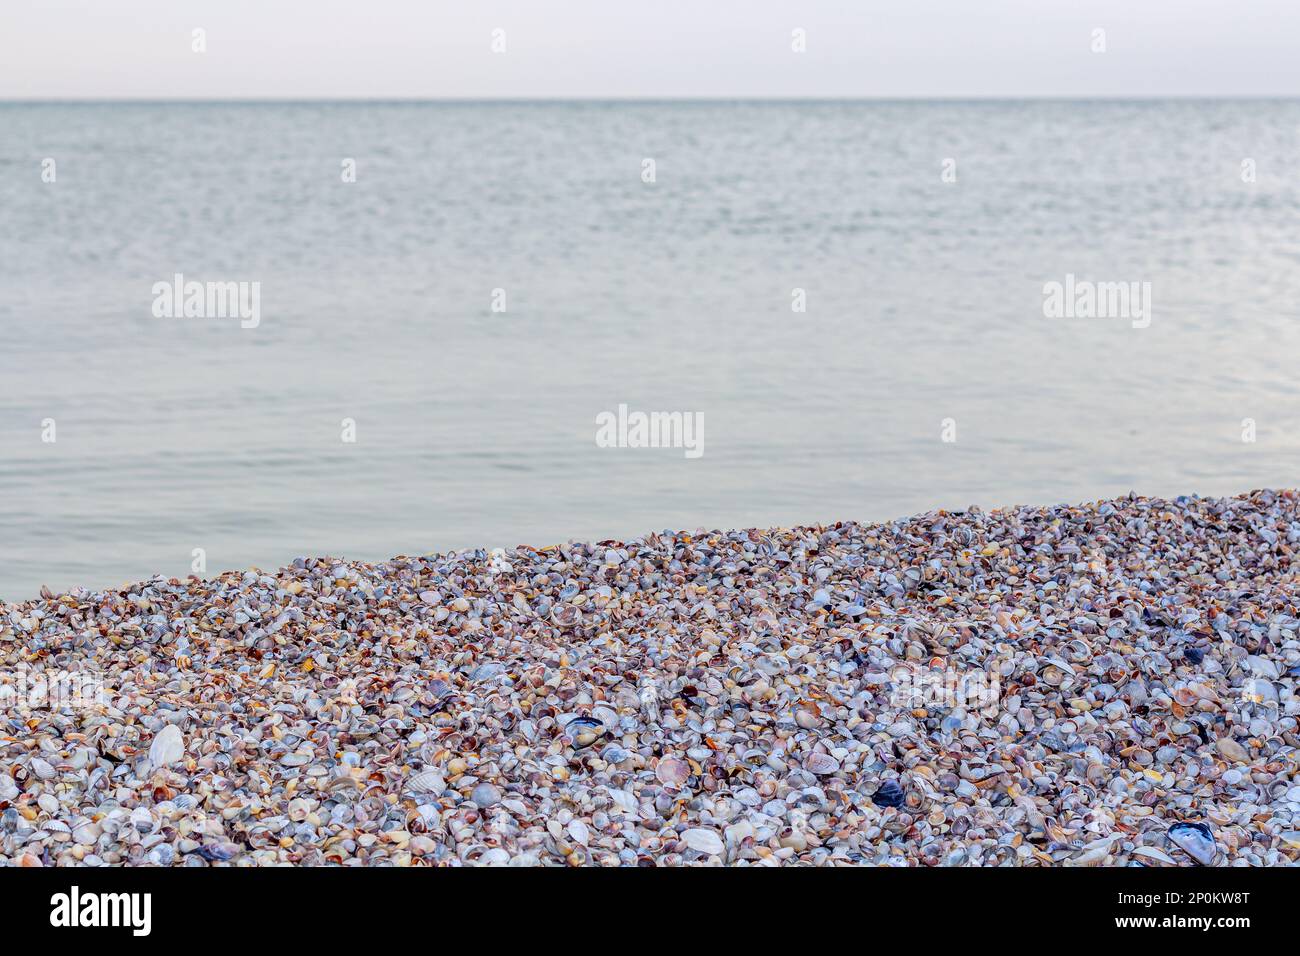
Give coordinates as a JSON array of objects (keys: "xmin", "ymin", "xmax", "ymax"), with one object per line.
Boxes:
[{"xmin": 3, "ymin": 94, "xmax": 1299, "ymax": 105}]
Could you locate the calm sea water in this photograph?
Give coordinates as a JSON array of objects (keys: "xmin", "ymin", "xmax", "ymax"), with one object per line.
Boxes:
[{"xmin": 3, "ymin": 101, "xmax": 1300, "ymax": 600}]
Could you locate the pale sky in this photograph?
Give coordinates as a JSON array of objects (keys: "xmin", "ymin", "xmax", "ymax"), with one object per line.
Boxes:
[{"xmin": 1, "ymin": 0, "xmax": 1297, "ymax": 99}]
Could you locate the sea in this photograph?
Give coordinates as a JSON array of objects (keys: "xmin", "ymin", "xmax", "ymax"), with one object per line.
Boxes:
[{"xmin": 3, "ymin": 100, "xmax": 1299, "ymax": 599}]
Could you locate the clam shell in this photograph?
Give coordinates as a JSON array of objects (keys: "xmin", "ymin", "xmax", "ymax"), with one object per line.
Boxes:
[
  {"xmin": 149, "ymin": 725, "xmax": 186, "ymax": 769},
  {"xmin": 804, "ymin": 752, "xmax": 841, "ymax": 775},
  {"xmin": 1168, "ymin": 822, "xmax": 1218, "ymax": 866},
  {"xmin": 407, "ymin": 770, "xmax": 447, "ymax": 796},
  {"xmin": 655, "ymin": 756, "xmax": 690, "ymax": 789},
  {"xmin": 681, "ymin": 828, "xmax": 724, "ymax": 856}
]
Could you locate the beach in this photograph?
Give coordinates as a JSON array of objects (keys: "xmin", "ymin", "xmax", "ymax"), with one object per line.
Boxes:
[{"xmin": 3, "ymin": 488, "xmax": 1299, "ymax": 866}]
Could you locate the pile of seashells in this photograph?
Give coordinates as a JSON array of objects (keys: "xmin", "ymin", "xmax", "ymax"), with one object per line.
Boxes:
[{"xmin": 3, "ymin": 489, "xmax": 1300, "ymax": 866}]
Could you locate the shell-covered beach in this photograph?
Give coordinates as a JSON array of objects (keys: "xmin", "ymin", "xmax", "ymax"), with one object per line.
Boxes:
[{"xmin": 3, "ymin": 489, "xmax": 1300, "ymax": 866}]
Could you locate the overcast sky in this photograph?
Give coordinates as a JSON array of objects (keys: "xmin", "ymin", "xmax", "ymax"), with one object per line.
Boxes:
[{"xmin": 1, "ymin": 0, "xmax": 1297, "ymax": 99}]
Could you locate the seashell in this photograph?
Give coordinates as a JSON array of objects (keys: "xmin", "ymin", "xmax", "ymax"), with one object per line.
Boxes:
[
  {"xmin": 1242, "ymin": 678, "xmax": 1278, "ymax": 705},
  {"xmin": 470, "ymin": 662, "xmax": 506, "ymax": 682},
  {"xmin": 655, "ymin": 756, "xmax": 690, "ymax": 789},
  {"xmin": 778, "ymin": 827, "xmax": 808, "ymax": 851},
  {"xmin": 567, "ymin": 820, "xmax": 590, "ymax": 846},
  {"xmin": 130, "ymin": 806, "xmax": 154, "ymax": 834},
  {"xmin": 1168, "ymin": 822, "xmax": 1218, "ymax": 865},
  {"xmin": 551, "ymin": 604, "xmax": 581, "ymax": 628},
  {"xmin": 149, "ymin": 725, "xmax": 186, "ymax": 769},
  {"xmin": 199, "ymin": 842, "xmax": 242, "ymax": 862},
  {"xmin": 804, "ymin": 752, "xmax": 840, "ymax": 775},
  {"xmin": 1173, "ymin": 686, "xmax": 1200, "ymax": 707},
  {"xmin": 1215, "ymin": 737, "xmax": 1249, "ymax": 763},
  {"xmin": 561, "ymin": 715, "xmax": 606, "ymax": 748},
  {"xmin": 794, "ymin": 701, "xmax": 824, "ymax": 729},
  {"xmin": 407, "ymin": 770, "xmax": 447, "ymax": 796},
  {"xmin": 599, "ymin": 748, "xmax": 630, "ymax": 771},
  {"xmin": 681, "ymin": 828, "xmax": 724, "ymax": 856},
  {"xmin": 1130, "ymin": 846, "xmax": 1178, "ymax": 866},
  {"xmin": 871, "ymin": 779, "xmax": 905, "ymax": 809}
]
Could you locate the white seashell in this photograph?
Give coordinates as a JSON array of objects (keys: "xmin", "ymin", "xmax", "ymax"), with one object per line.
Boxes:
[
  {"xmin": 725, "ymin": 820, "xmax": 754, "ymax": 845},
  {"xmin": 130, "ymin": 806, "xmax": 154, "ymax": 833},
  {"xmin": 1246, "ymin": 655, "xmax": 1280, "ymax": 680},
  {"xmin": 567, "ymin": 820, "xmax": 589, "ymax": 846},
  {"xmin": 407, "ymin": 770, "xmax": 446, "ymax": 796},
  {"xmin": 682, "ymin": 828, "xmax": 724, "ymax": 856},
  {"xmin": 1131, "ymin": 846, "xmax": 1178, "ymax": 866},
  {"xmin": 794, "ymin": 706, "xmax": 822, "ymax": 729},
  {"xmin": 606, "ymin": 788, "xmax": 638, "ymax": 814},
  {"xmin": 148, "ymin": 725, "xmax": 185, "ymax": 768},
  {"xmin": 805, "ymin": 752, "xmax": 841, "ymax": 775}
]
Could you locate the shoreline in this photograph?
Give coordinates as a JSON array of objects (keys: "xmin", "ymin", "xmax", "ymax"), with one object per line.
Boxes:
[{"xmin": 3, "ymin": 488, "xmax": 1298, "ymax": 865}]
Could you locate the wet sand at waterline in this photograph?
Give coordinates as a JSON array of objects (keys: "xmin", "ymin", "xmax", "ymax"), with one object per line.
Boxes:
[{"xmin": 2, "ymin": 489, "xmax": 1297, "ymax": 866}]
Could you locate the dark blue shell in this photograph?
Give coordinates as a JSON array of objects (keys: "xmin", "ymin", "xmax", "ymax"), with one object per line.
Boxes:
[{"xmin": 871, "ymin": 779, "xmax": 905, "ymax": 808}]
